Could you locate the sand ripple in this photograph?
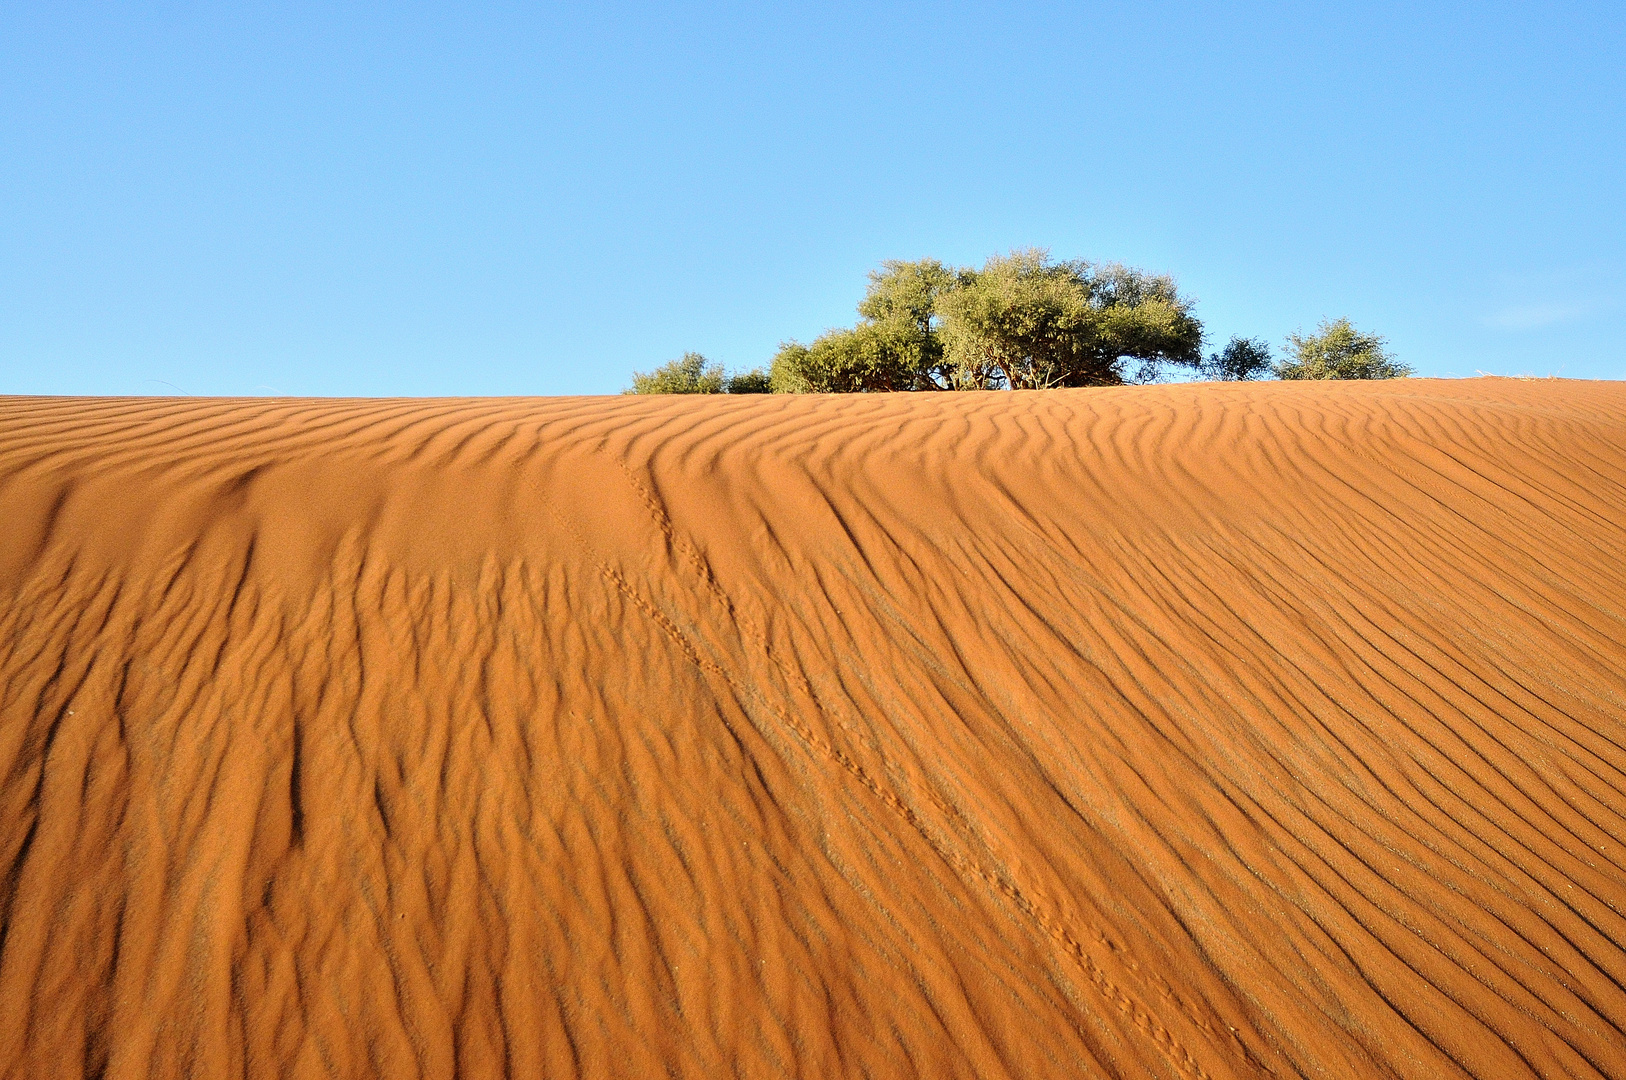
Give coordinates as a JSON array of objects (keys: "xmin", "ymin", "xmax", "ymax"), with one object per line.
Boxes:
[{"xmin": 1, "ymin": 380, "xmax": 1624, "ymax": 1078}]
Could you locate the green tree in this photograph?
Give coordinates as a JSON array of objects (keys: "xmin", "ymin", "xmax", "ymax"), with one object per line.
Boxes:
[
  {"xmin": 769, "ymin": 251, "xmax": 1203, "ymax": 392},
  {"xmin": 1275, "ymin": 319, "xmax": 1410, "ymax": 380},
  {"xmin": 625, "ymin": 353, "xmax": 771, "ymax": 394},
  {"xmin": 1200, "ymin": 336, "xmax": 1273, "ymax": 381},
  {"xmin": 769, "ymin": 259, "xmax": 962, "ymax": 393},
  {"xmin": 937, "ymin": 250, "xmax": 1204, "ymax": 389},
  {"xmin": 855, "ymin": 258, "xmax": 967, "ymax": 387}
]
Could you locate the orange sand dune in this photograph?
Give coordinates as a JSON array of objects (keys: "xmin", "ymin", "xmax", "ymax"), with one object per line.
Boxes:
[{"xmin": 2, "ymin": 380, "xmax": 1625, "ymax": 1079}]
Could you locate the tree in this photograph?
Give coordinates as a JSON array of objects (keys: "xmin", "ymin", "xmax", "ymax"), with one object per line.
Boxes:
[
  {"xmin": 937, "ymin": 250, "xmax": 1204, "ymax": 389},
  {"xmin": 769, "ymin": 251, "xmax": 1204, "ymax": 392},
  {"xmin": 625, "ymin": 352, "xmax": 770, "ymax": 394},
  {"xmin": 1200, "ymin": 336, "xmax": 1273, "ymax": 381},
  {"xmin": 1275, "ymin": 319, "xmax": 1410, "ymax": 380},
  {"xmin": 856, "ymin": 258, "xmax": 967, "ymax": 388},
  {"xmin": 769, "ymin": 259, "xmax": 962, "ymax": 393}
]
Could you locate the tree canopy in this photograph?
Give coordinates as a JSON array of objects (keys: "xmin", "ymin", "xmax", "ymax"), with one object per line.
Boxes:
[
  {"xmin": 770, "ymin": 250, "xmax": 1204, "ymax": 392},
  {"xmin": 1275, "ymin": 319, "xmax": 1410, "ymax": 380},
  {"xmin": 938, "ymin": 251, "xmax": 1203, "ymax": 388}
]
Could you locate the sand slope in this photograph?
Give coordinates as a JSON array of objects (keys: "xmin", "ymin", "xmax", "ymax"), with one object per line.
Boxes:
[{"xmin": 1, "ymin": 379, "xmax": 1624, "ymax": 1079}]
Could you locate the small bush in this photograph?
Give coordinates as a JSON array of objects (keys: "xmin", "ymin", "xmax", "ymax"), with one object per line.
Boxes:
[
  {"xmin": 625, "ymin": 353, "xmax": 775, "ymax": 395},
  {"xmin": 1200, "ymin": 336, "xmax": 1273, "ymax": 381},
  {"xmin": 767, "ymin": 323, "xmax": 924, "ymax": 393},
  {"xmin": 725, "ymin": 369, "xmax": 772, "ymax": 394},
  {"xmin": 1275, "ymin": 319, "xmax": 1410, "ymax": 380},
  {"xmin": 625, "ymin": 352, "xmax": 726, "ymax": 394}
]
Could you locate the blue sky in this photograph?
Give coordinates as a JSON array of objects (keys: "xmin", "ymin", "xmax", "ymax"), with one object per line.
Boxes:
[{"xmin": 3, "ymin": 1, "xmax": 1622, "ymax": 396}]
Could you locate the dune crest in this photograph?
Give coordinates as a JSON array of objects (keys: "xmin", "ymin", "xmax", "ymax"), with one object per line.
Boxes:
[{"xmin": 2, "ymin": 380, "xmax": 1625, "ymax": 1079}]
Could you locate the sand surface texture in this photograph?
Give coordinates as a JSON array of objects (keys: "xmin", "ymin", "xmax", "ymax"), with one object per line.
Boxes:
[{"xmin": 1, "ymin": 380, "xmax": 1624, "ymax": 1079}]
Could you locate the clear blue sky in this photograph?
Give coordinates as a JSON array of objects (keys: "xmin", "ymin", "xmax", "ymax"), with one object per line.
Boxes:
[{"xmin": 3, "ymin": 1, "xmax": 1622, "ymax": 396}]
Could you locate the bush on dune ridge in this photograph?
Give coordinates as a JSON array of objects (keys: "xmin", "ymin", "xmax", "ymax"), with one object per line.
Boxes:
[
  {"xmin": 626, "ymin": 257, "xmax": 1407, "ymax": 393},
  {"xmin": 625, "ymin": 352, "xmax": 770, "ymax": 395},
  {"xmin": 1274, "ymin": 319, "xmax": 1412, "ymax": 380},
  {"xmin": 1201, "ymin": 336, "xmax": 1274, "ymax": 382}
]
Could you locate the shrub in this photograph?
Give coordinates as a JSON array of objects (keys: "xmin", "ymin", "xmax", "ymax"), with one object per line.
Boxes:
[
  {"xmin": 767, "ymin": 321, "xmax": 925, "ymax": 393},
  {"xmin": 1275, "ymin": 319, "xmax": 1410, "ymax": 380},
  {"xmin": 625, "ymin": 352, "xmax": 726, "ymax": 394},
  {"xmin": 724, "ymin": 369, "xmax": 772, "ymax": 394},
  {"xmin": 626, "ymin": 353, "xmax": 771, "ymax": 394},
  {"xmin": 1200, "ymin": 336, "xmax": 1273, "ymax": 381}
]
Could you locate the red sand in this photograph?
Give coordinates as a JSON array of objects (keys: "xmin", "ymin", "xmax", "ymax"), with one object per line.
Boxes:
[{"xmin": 1, "ymin": 379, "xmax": 1624, "ymax": 1079}]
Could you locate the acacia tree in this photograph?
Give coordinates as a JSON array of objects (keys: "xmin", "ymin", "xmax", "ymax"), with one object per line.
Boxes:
[
  {"xmin": 1275, "ymin": 319, "xmax": 1410, "ymax": 380},
  {"xmin": 938, "ymin": 251, "xmax": 1203, "ymax": 388},
  {"xmin": 769, "ymin": 251, "xmax": 1203, "ymax": 392}
]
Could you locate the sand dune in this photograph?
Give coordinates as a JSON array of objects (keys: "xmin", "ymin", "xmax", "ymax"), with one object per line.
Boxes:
[{"xmin": 1, "ymin": 379, "xmax": 1624, "ymax": 1079}]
